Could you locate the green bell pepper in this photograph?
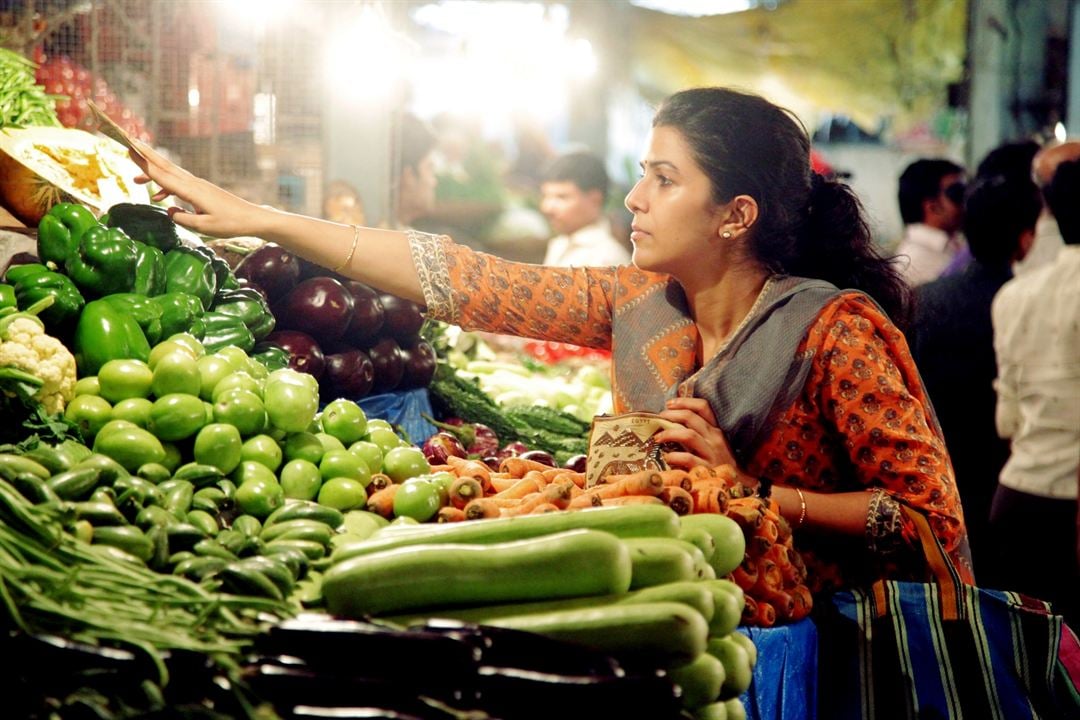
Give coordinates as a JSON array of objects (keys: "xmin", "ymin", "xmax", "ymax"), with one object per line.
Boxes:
[
  {"xmin": 151, "ymin": 292, "xmax": 206, "ymax": 342},
  {"xmin": 164, "ymin": 246, "xmax": 218, "ymax": 311},
  {"xmin": 210, "ymin": 287, "xmax": 275, "ymax": 341},
  {"xmin": 187, "ymin": 245, "xmax": 237, "ymax": 293},
  {"xmin": 103, "ymin": 203, "xmax": 181, "ymax": 252},
  {"xmin": 65, "ymin": 225, "xmax": 139, "ymax": 297},
  {"xmin": 3, "ymin": 262, "xmax": 86, "ymax": 331},
  {"xmin": 73, "ymin": 298, "xmax": 151, "ymax": 376},
  {"xmin": 133, "ymin": 241, "xmax": 167, "ymax": 296},
  {"xmin": 100, "ymin": 294, "xmax": 165, "ymax": 346},
  {"xmin": 251, "ymin": 342, "xmax": 290, "ymax": 372},
  {"xmin": 37, "ymin": 202, "xmax": 98, "ymax": 267},
  {"xmin": 200, "ymin": 311, "xmax": 255, "ymax": 354},
  {"xmin": 0, "ymin": 283, "xmax": 15, "ymax": 311}
]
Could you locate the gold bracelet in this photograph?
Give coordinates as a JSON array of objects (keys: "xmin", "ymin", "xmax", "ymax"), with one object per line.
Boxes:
[
  {"xmin": 794, "ymin": 487, "xmax": 808, "ymax": 529},
  {"xmin": 332, "ymin": 224, "xmax": 360, "ymax": 273}
]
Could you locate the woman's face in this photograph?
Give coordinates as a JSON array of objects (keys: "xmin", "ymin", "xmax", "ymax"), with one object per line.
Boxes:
[{"xmin": 624, "ymin": 125, "xmax": 725, "ymax": 277}]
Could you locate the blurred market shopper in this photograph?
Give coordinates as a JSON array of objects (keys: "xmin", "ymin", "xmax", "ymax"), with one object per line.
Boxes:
[
  {"xmin": 1015, "ymin": 139, "xmax": 1080, "ymax": 276},
  {"xmin": 128, "ymin": 86, "xmax": 970, "ymax": 593},
  {"xmin": 892, "ymin": 157, "xmax": 967, "ymax": 286},
  {"xmin": 539, "ymin": 149, "xmax": 631, "ymax": 267},
  {"xmin": 390, "ymin": 113, "xmax": 439, "ymax": 230},
  {"xmin": 988, "ymin": 157, "xmax": 1080, "ymax": 628},
  {"xmin": 910, "ymin": 173, "xmax": 1040, "ymax": 571}
]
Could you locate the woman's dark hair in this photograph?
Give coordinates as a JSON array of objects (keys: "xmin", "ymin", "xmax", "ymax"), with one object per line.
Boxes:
[{"xmin": 652, "ymin": 87, "xmax": 911, "ymax": 328}]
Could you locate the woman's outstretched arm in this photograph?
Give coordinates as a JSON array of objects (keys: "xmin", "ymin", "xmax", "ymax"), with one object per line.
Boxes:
[{"xmin": 129, "ymin": 139, "xmax": 423, "ymax": 302}]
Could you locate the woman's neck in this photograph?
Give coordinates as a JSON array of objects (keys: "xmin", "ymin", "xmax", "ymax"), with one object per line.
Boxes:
[{"xmin": 683, "ymin": 265, "xmax": 771, "ymax": 363}]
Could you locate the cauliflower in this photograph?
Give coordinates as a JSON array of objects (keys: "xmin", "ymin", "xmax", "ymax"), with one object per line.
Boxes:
[{"xmin": 0, "ymin": 316, "xmax": 77, "ymax": 415}]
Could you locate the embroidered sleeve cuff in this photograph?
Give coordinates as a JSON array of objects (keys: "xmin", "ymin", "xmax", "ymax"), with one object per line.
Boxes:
[
  {"xmin": 408, "ymin": 229, "xmax": 458, "ymax": 324},
  {"xmin": 865, "ymin": 488, "xmax": 905, "ymax": 556}
]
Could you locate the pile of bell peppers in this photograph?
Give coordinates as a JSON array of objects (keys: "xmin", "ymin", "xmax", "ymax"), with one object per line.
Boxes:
[{"xmin": 10, "ymin": 202, "xmax": 278, "ymax": 375}]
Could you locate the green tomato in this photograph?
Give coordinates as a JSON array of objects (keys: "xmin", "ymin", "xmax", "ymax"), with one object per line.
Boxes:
[
  {"xmin": 196, "ymin": 355, "xmax": 233, "ymax": 402},
  {"xmin": 246, "ymin": 357, "xmax": 268, "ymax": 380},
  {"xmin": 211, "ymin": 371, "xmax": 262, "ymax": 401},
  {"xmin": 111, "ymin": 397, "xmax": 153, "ymax": 428},
  {"xmin": 193, "ymin": 423, "xmax": 243, "ymax": 474},
  {"xmin": 382, "ymin": 446, "xmax": 431, "ymax": 484},
  {"xmin": 319, "ymin": 399, "xmax": 368, "ymax": 444},
  {"xmin": 149, "ymin": 340, "xmax": 196, "ymax": 369},
  {"xmin": 231, "ymin": 459, "xmax": 279, "ymax": 487},
  {"xmin": 319, "ymin": 449, "xmax": 371, "ymax": 485},
  {"xmin": 347, "ymin": 440, "xmax": 383, "ymax": 476},
  {"xmin": 98, "ymin": 359, "xmax": 154, "ymax": 403},
  {"xmin": 234, "ymin": 477, "xmax": 284, "ymax": 518},
  {"xmin": 93, "ymin": 423, "xmax": 167, "ymax": 472},
  {"xmin": 212, "ymin": 388, "xmax": 267, "ymax": 437},
  {"xmin": 392, "ymin": 478, "xmax": 441, "ymax": 522},
  {"xmin": 215, "ymin": 346, "xmax": 250, "ymax": 373},
  {"xmin": 317, "ymin": 477, "xmax": 368, "ymax": 512},
  {"xmin": 165, "ymin": 333, "xmax": 205, "ymax": 359},
  {"xmin": 263, "ymin": 370, "xmax": 319, "ymax": 434},
  {"xmin": 315, "ymin": 432, "xmax": 346, "ymax": 454},
  {"xmin": 365, "ymin": 426, "xmax": 404, "ymax": 456},
  {"xmin": 65, "ymin": 394, "xmax": 113, "ymax": 439},
  {"xmin": 148, "ymin": 393, "xmax": 207, "ymax": 442},
  {"xmin": 283, "ymin": 431, "xmax": 325, "ymax": 464},
  {"xmin": 279, "ymin": 458, "xmax": 323, "ymax": 501},
  {"xmin": 74, "ymin": 376, "xmax": 101, "ymax": 396},
  {"xmin": 365, "ymin": 418, "xmax": 393, "ymax": 433},
  {"xmin": 241, "ymin": 433, "xmax": 284, "ymax": 473},
  {"xmin": 426, "ymin": 470, "xmax": 456, "ymax": 506},
  {"xmin": 151, "ymin": 351, "xmax": 202, "ymax": 399}
]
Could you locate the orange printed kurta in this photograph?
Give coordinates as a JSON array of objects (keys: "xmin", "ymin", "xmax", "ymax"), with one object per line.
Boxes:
[{"xmin": 411, "ymin": 232, "xmax": 973, "ymax": 588}]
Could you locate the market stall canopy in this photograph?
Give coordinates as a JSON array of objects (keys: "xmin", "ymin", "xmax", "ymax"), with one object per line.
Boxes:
[{"xmin": 627, "ymin": 0, "xmax": 967, "ymax": 131}]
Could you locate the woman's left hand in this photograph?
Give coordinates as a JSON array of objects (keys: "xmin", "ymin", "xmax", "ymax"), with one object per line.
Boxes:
[{"xmin": 656, "ymin": 397, "xmax": 737, "ymax": 470}]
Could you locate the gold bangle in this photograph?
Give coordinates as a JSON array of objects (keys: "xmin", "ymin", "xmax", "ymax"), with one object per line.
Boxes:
[
  {"xmin": 332, "ymin": 224, "xmax": 360, "ymax": 273},
  {"xmin": 794, "ymin": 487, "xmax": 807, "ymax": 529}
]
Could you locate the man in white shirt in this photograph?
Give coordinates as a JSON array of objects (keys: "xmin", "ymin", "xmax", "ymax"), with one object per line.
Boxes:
[
  {"xmin": 1011, "ymin": 141, "xmax": 1080, "ymax": 276},
  {"xmin": 988, "ymin": 156, "xmax": 1080, "ymax": 626},
  {"xmin": 539, "ymin": 150, "xmax": 630, "ymax": 268},
  {"xmin": 892, "ymin": 158, "xmax": 966, "ymax": 286}
]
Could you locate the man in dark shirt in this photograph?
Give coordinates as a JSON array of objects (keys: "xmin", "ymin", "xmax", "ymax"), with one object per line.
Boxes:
[{"xmin": 910, "ymin": 173, "xmax": 1041, "ymax": 573}]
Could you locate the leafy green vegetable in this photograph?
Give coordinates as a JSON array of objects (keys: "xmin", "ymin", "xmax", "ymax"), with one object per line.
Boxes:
[{"xmin": 0, "ymin": 364, "xmax": 83, "ymax": 451}]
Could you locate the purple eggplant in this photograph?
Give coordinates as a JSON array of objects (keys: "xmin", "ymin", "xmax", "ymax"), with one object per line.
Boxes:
[
  {"xmin": 422, "ymin": 432, "xmax": 467, "ymax": 465},
  {"xmin": 322, "ymin": 347, "xmax": 375, "ymax": 398},
  {"xmin": 399, "ymin": 338, "xmax": 437, "ymax": 389},
  {"xmin": 276, "ymin": 277, "xmax": 356, "ymax": 346},
  {"xmin": 561, "ymin": 454, "xmax": 588, "ymax": 473},
  {"xmin": 234, "ymin": 243, "xmax": 301, "ymax": 301},
  {"xmin": 378, "ymin": 292, "xmax": 425, "ymax": 341},
  {"xmin": 367, "ymin": 336, "xmax": 404, "ymax": 394},
  {"xmin": 343, "ymin": 280, "xmax": 386, "ymax": 346},
  {"xmin": 496, "ymin": 440, "xmax": 529, "ymax": 460},
  {"xmin": 519, "ymin": 449, "xmax": 556, "ymax": 467}
]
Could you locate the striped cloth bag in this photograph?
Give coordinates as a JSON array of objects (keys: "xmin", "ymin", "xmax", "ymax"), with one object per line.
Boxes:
[{"xmin": 817, "ymin": 506, "xmax": 1080, "ymax": 719}]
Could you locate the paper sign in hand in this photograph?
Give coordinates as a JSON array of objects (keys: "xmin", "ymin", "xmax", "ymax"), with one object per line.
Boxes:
[{"xmin": 87, "ymin": 99, "xmax": 144, "ymax": 161}]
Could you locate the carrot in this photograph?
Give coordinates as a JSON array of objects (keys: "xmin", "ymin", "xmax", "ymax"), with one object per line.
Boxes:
[
  {"xmin": 544, "ymin": 480, "xmax": 576, "ymax": 510},
  {"xmin": 763, "ymin": 589, "xmax": 796, "ymax": 620},
  {"xmin": 447, "ymin": 455, "xmax": 492, "ymax": 484},
  {"xmin": 755, "ymin": 517, "xmax": 780, "ymax": 543},
  {"xmin": 487, "ymin": 475, "xmax": 518, "ymax": 494},
  {"xmin": 463, "ymin": 497, "xmax": 501, "ymax": 520},
  {"xmin": 751, "ymin": 600, "xmax": 778, "ymax": 628},
  {"xmin": 731, "ymin": 554, "xmax": 759, "ymax": 589},
  {"xmin": 600, "ymin": 495, "xmax": 665, "ymax": 507},
  {"xmin": 687, "ymin": 465, "xmax": 716, "ymax": 484},
  {"xmin": 427, "ymin": 464, "xmax": 454, "ymax": 474},
  {"xmin": 498, "ymin": 456, "xmax": 552, "ymax": 478},
  {"xmin": 365, "ymin": 484, "xmax": 399, "ymax": 519},
  {"xmin": 493, "ymin": 475, "xmax": 543, "ymax": 500},
  {"xmin": 448, "ymin": 476, "xmax": 485, "ymax": 510},
  {"xmin": 435, "ymin": 506, "xmax": 467, "ymax": 523},
  {"xmin": 659, "ymin": 486, "xmax": 694, "ymax": 515},
  {"xmin": 568, "ymin": 492, "xmax": 604, "ymax": 509},
  {"xmin": 749, "ymin": 535, "xmax": 774, "ymax": 558},
  {"xmin": 500, "ymin": 490, "xmax": 564, "ymax": 517},
  {"xmin": 741, "ymin": 595, "xmax": 759, "ymax": 625},
  {"xmin": 712, "ymin": 464, "xmax": 738, "ymax": 484},
  {"xmin": 789, "ymin": 584, "xmax": 813, "ymax": 621},
  {"xmin": 540, "ymin": 469, "xmax": 586, "ymax": 488},
  {"xmin": 751, "ymin": 558, "xmax": 784, "ymax": 596},
  {"xmin": 587, "ymin": 470, "xmax": 663, "ymax": 499},
  {"xmin": 367, "ymin": 473, "xmax": 393, "ymax": 492},
  {"xmin": 726, "ymin": 503, "xmax": 765, "ymax": 535},
  {"xmin": 658, "ymin": 469, "xmax": 692, "ymax": 490},
  {"xmin": 765, "ymin": 543, "xmax": 797, "ymax": 580},
  {"xmin": 528, "ymin": 502, "xmax": 561, "ymax": 514},
  {"xmin": 691, "ymin": 485, "xmax": 728, "ymax": 515}
]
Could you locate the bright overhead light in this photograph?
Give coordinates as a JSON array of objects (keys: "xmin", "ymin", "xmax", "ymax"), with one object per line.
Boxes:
[
  {"xmin": 629, "ymin": 0, "xmax": 762, "ymax": 17},
  {"xmin": 1054, "ymin": 121, "xmax": 1067, "ymax": 143}
]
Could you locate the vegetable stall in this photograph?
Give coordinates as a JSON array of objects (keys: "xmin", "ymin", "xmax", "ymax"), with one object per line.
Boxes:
[{"xmin": 0, "ymin": 52, "xmax": 817, "ymax": 720}]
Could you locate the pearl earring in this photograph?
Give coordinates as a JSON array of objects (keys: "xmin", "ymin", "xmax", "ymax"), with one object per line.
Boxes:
[{"xmin": 721, "ymin": 231, "xmax": 733, "ymax": 239}]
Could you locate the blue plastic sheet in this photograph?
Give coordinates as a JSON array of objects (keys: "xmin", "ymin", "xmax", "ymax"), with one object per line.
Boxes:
[
  {"xmin": 739, "ymin": 618, "xmax": 818, "ymax": 720},
  {"xmin": 356, "ymin": 388, "xmax": 438, "ymax": 445}
]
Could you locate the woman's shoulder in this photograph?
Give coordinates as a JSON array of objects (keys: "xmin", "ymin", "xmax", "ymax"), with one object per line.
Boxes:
[{"xmin": 808, "ymin": 290, "xmax": 906, "ymax": 347}]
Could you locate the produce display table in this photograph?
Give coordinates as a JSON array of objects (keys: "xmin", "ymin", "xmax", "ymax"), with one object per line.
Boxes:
[{"xmin": 740, "ymin": 618, "xmax": 818, "ymax": 720}]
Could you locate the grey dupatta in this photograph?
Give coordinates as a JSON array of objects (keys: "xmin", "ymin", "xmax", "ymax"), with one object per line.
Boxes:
[{"xmin": 613, "ymin": 274, "xmax": 841, "ymax": 465}]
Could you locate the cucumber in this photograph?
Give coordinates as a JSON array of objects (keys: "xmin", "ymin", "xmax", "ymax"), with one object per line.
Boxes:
[
  {"xmin": 678, "ymin": 514, "xmax": 745, "ymax": 577},
  {"xmin": 12, "ymin": 473, "xmax": 61, "ymax": 505},
  {"xmin": 623, "ymin": 537, "xmax": 699, "ymax": 590},
  {"xmin": 259, "ymin": 518, "xmax": 334, "ymax": 545},
  {"xmin": 260, "ymin": 544, "xmax": 309, "ymax": 579},
  {"xmin": 487, "ymin": 600, "xmax": 708, "ymax": 667},
  {"xmin": 264, "ymin": 500, "xmax": 344, "ymax": 529},
  {"xmin": 231, "ymin": 514, "xmax": 263, "ymax": 538},
  {"xmin": 45, "ymin": 466, "xmax": 103, "ymax": 501},
  {"xmin": 728, "ymin": 631, "xmax": 757, "ymax": 669},
  {"xmin": 186, "ymin": 509, "xmax": 219, "ymax": 536},
  {"xmin": 0, "ymin": 453, "xmax": 50, "ymax": 480},
  {"xmin": 679, "ymin": 525, "xmax": 717, "ymax": 564},
  {"xmin": 668, "ymin": 652, "xmax": 726, "ymax": 709},
  {"xmin": 173, "ymin": 556, "xmax": 227, "ymax": 582},
  {"xmin": 91, "ymin": 525, "xmax": 153, "ymax": 562},
  {"xmin": 264, "ymin": 538, "xmax": 327, "ymax": 561},
  {"xmin": 322, "ymin": 529, "xmax": 632, "ymax": 617},
  {"xmin": 707, "ymin": 635, "xmax": 753, "ymax": 699},
  {"xmin": 73, "ymin": 501, "xmax": 127, "ymax": 526},
  {"xmin": 336, "ymin": 504, "xmax": 680, "ymax": 563}
]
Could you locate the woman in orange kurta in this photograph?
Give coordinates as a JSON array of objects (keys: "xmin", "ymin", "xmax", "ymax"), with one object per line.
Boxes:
[{"xmin": 131, "ymin": 87, "xmax": 972, "ymax": 590}]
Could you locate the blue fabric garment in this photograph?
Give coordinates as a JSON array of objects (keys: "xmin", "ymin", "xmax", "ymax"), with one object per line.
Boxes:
[
  {"xmin": 739, "ymin": 618, "xmax": 818, "ymax": 720},
  {"xmin": 357, "ymin": 388, "xmax": 437, "ymax": 445}
]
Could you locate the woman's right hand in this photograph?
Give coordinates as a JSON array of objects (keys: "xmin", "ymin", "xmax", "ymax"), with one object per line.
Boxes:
[{"xmin": 128, "ymin": 139, "xmax": 274, "ymax": 239}]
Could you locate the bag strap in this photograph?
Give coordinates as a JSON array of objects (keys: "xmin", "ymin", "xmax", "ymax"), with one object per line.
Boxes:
[{"xmin": 871, "ymin": 506, "xmax": 964, "ymax": 621}]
